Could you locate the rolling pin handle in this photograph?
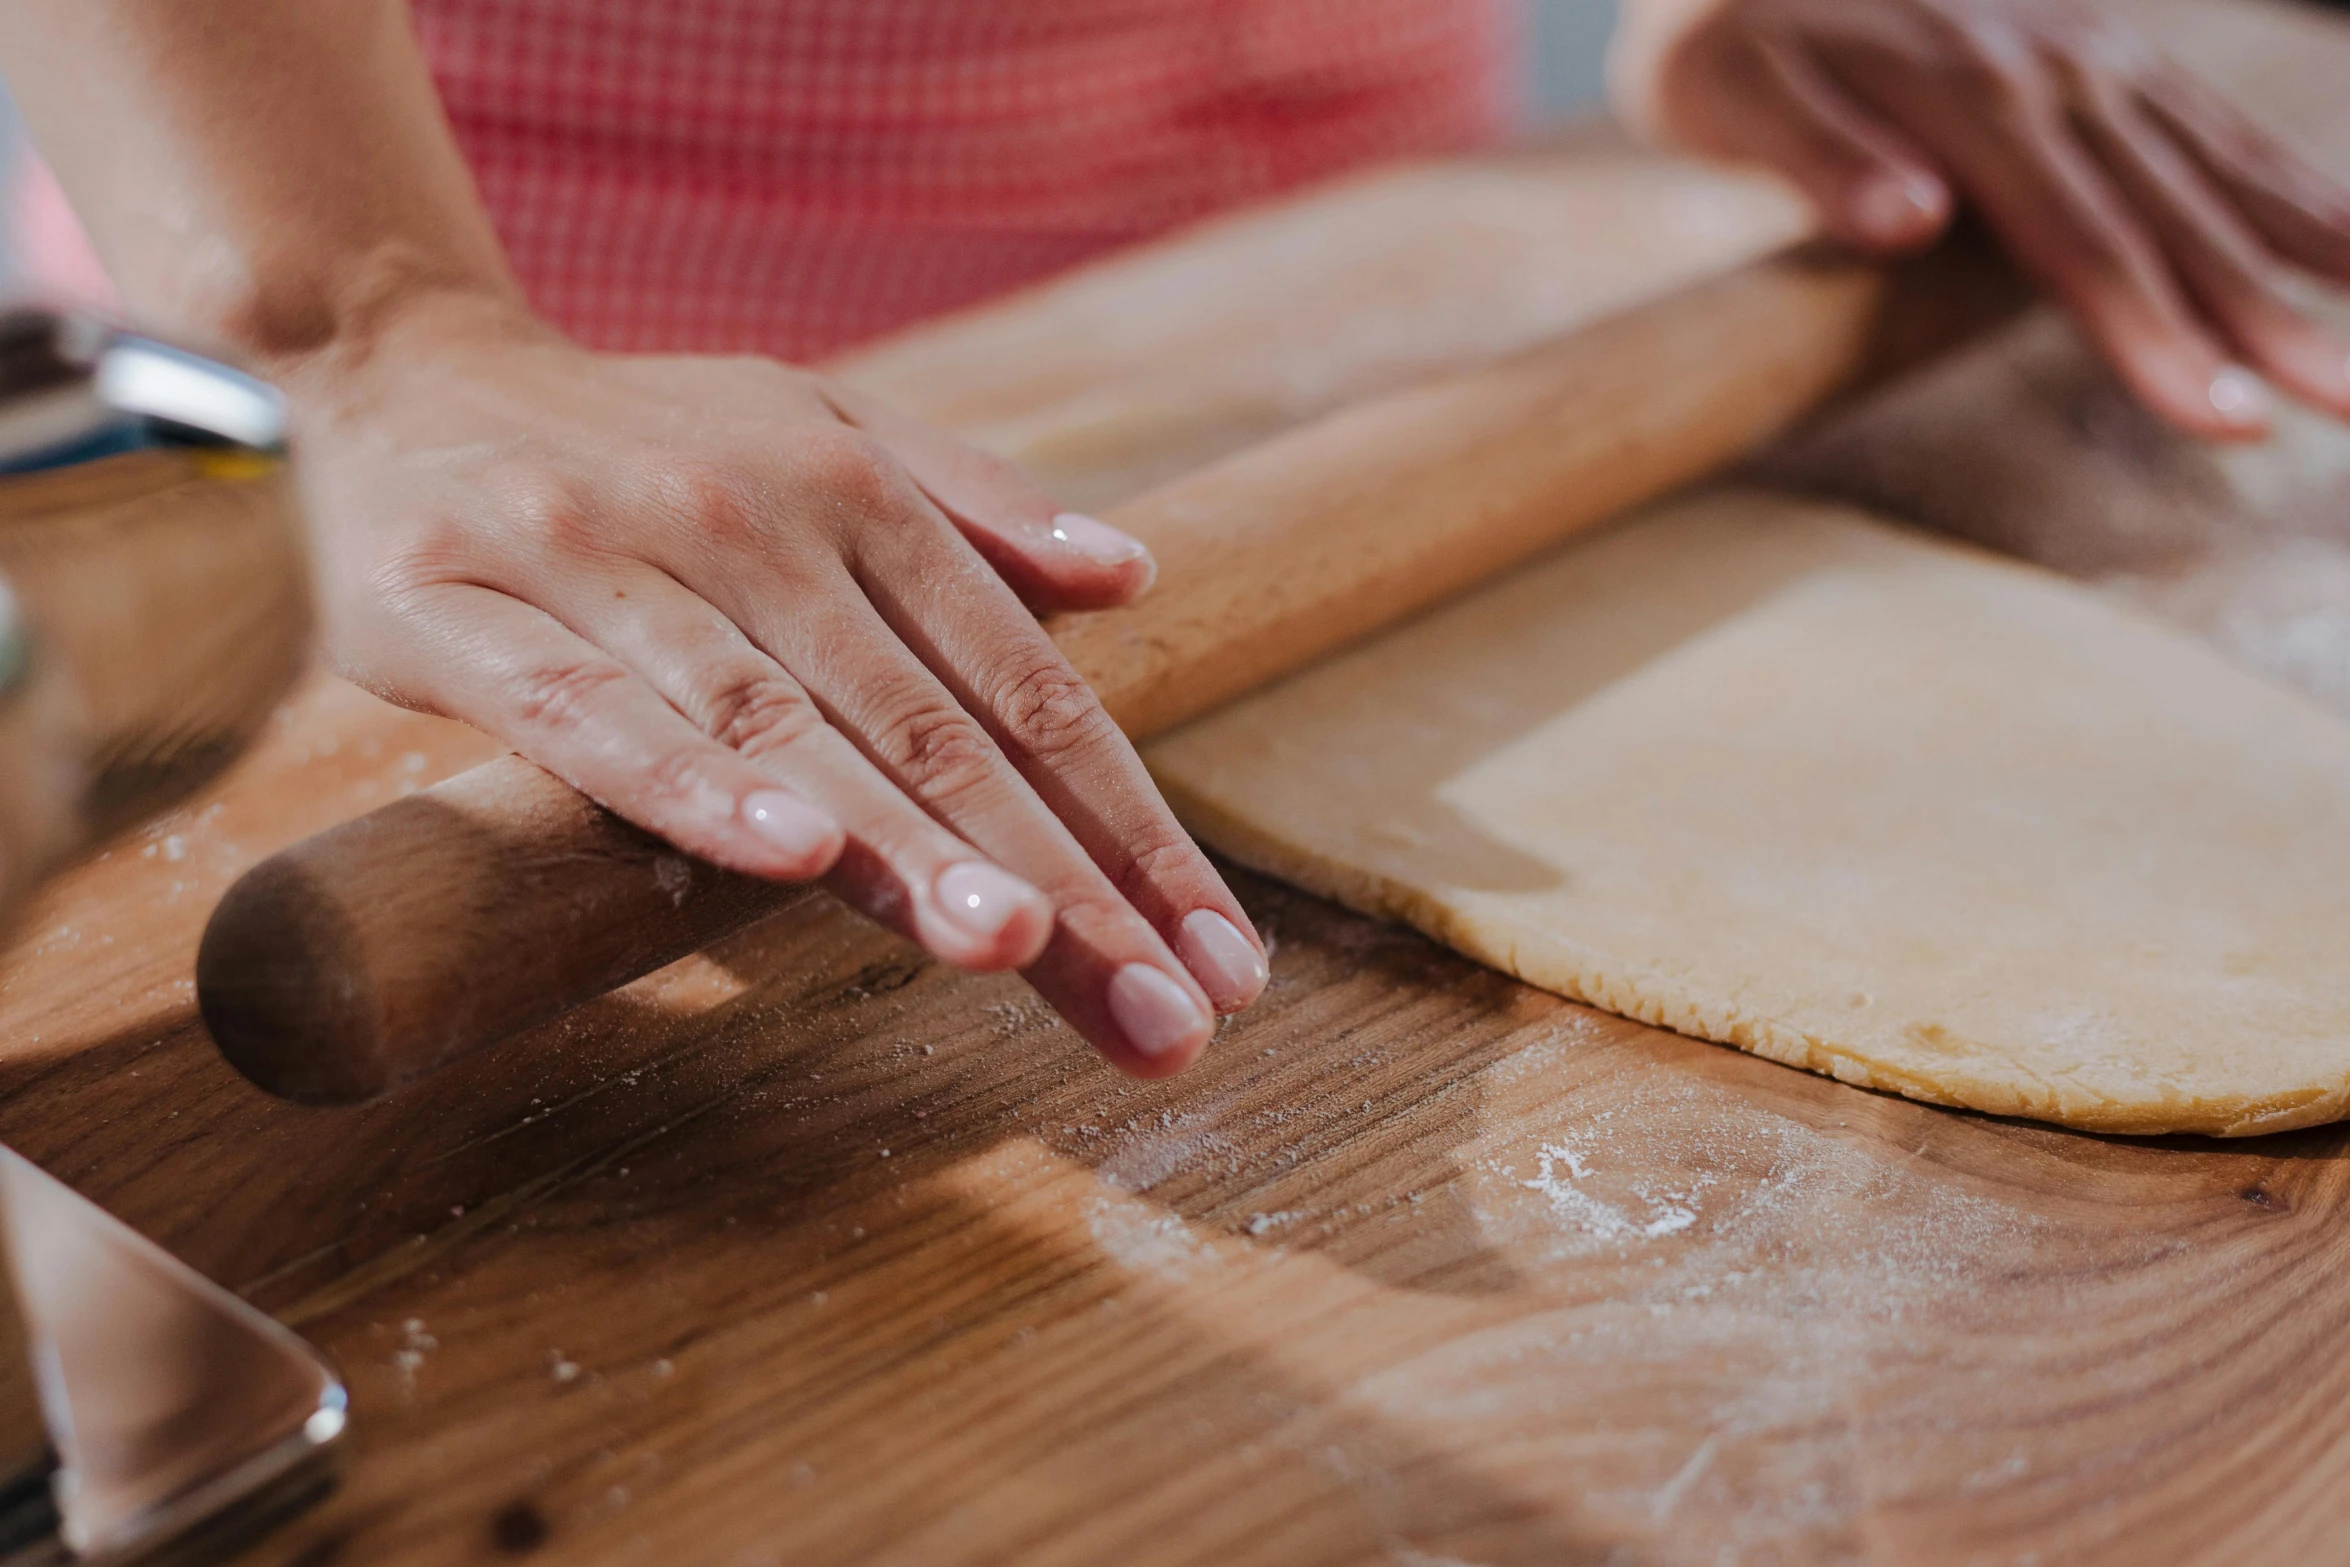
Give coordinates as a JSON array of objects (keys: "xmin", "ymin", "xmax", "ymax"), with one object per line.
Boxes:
[{"xmin": 197, "ymin": 756, "xmax": 805, "ymax": 1103}]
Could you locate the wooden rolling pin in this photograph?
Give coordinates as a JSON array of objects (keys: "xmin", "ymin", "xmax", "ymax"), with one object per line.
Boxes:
[{"xmin": 199, "ymin": 239, "xmax": 2022, "ymax": 1104}]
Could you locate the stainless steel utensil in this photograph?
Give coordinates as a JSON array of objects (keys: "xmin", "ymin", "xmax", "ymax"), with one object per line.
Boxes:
[{"xmin": 0, "ymin": 309, "xmax": 338, "ymax": 1563}]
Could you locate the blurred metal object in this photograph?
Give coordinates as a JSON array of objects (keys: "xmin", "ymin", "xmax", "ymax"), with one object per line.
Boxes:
[
  {"xmin": 0, "ymin": 310, "xmax": 336, "ymax": 1562},
  {"xmin": 0, "ymin": 1152, "xmax": 343, "ymax": 1564},
  {"xmin": 0, "ymin": 309, "xmax": 310, "ymax": 915}
]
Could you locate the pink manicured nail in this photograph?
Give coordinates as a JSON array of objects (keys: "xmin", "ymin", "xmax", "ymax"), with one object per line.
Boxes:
[
  {"xmin": 1051, "ymin": 512, "xmax": 1155, "ymax": 576},
  {"xmin": 2208, "ymin": 366, "xmax": 2270, "ymax": 425},
  {"xmin": 1107, "ymin": 964, "xmax": 1210, "ymax": 1059},
  {"xmin": 741, "ymin": 790, "xmax": 837, "ymax": 861},
  {"xmin": 934, "ymin": 861, "xmax": 1041, "ymax": 943},
  {"xmin": 1176, "ymin": 909, "xmax": 1268, "ymax": 1012},
  {"xmin": 1854, "ymin": 175, "xmax": 1942, "ymax": 243}
]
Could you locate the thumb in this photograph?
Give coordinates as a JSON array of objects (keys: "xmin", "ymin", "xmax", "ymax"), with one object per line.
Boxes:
[{"xmin": 1696, "ymin": 37, "xmax": 1955, "ymax": 254}]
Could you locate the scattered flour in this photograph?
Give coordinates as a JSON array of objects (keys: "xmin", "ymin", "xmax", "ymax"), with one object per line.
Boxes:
[
  {"xmin": 1301, "ymin": 1052, "xmax": 2094, "ymax": 1561},
  {"xmin": 389, "ymin": 1317, "xmax": 436, "ymax": 1396},
  {"xmin": 1521, "ymin": 1141, "xmax": 1702, "ymax": 1243},
  {"xmin": 1087, "ymin": 1194, "xmax": 1218, "ymax": 1284},
  {"xmin": 1091, "ymin": 1095, "xmax": 1243, "ymax": 1193}
]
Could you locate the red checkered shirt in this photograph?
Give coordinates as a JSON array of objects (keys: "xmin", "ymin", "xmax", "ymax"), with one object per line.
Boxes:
[{"xmin": 409, "ymin": 0, "xmax": 1522, "ymax": 360}]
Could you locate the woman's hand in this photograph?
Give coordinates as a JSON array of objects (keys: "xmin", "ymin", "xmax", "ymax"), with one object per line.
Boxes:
[
  {"xmin": 0, "ymin": 0, "xmax": 1265, "ymax": 1077},
  {"xmin": 288, "ymin": 293, "xmax": 1269, "ymax": 1075},
  {"xmin": 1648, "ymin": 0, "xmax": 2350, "ymax": 438}
]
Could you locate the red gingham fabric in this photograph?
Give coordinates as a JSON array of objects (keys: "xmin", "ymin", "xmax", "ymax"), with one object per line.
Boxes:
[{"xmin": 410, "ymin": 0, "xmax": 1521, "ymax": 361}]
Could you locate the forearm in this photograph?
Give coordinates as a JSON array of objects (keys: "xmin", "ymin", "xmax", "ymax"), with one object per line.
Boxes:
[{"xmin": 0, "ymin": 1, "xmax": 523, "ymax": 370}]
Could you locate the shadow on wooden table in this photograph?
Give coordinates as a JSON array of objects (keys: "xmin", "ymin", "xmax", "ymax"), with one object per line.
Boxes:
[
  {"xmin": 0, "ymin": 857, "xmax": 1623, "ymax": 1562},
  {"xmin": 6, "ymin": 863, "xmax": 2350, "ymax": 1563}
]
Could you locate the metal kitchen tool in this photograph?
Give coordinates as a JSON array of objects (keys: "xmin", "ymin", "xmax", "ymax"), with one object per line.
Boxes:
[
  {"xmin": 0, "ymin": 1151, "xmax": 344, "ymax": 1565},
  {"xmin": 0, "ymin": 309, "xmax": 338, "ymax": 1562}
]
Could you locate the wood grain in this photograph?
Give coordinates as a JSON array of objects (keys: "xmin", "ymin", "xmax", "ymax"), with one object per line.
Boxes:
[
  {"xmin": 22, "ymin": 858, "xmax": 2350, "ymax": 1566},
  {"xmin": 0, "ymin": 1, "xmax": 2347, "ymax": 1562}
]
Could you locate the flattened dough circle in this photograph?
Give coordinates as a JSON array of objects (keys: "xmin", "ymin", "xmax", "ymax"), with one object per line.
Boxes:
[{"xmin": 1145, "ymin": 490, "xmax": 2350, "ymax": 1137}]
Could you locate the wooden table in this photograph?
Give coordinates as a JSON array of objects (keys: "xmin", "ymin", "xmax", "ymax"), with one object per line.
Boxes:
[{"xmin": 7, "ymin": 4, "xmax": 2350, "ymax": 1562}]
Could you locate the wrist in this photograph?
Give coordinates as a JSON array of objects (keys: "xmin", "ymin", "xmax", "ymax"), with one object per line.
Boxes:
[
  {"xmin": 157, "ymin": 223, "xmax": 543, "ymax": 390},
  {"xmin": 260, "ymin": 260, "xmax": 557, "ymax": 408}
]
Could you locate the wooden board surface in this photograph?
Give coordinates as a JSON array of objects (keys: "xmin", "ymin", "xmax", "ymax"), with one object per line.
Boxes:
[{"xmin": 3, "ymin": 2, "xmax": 2350, "ymax": 1562}]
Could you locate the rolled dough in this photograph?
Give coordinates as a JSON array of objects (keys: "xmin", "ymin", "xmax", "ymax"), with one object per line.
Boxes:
[{"xmin": 1144, "ymin": 489, "xmax": 2350, "ymax": 1136}]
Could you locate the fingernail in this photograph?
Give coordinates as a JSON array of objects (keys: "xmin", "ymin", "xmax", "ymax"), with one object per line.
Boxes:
[
  {"xmin": 2209, "ymin": 365, "xmax": 2270, "ymax": 426},
  {"xmin": 742, "ymin": 790, "xmax": 837, "ymax": 860},
  {"xmin": 934, "ymin": 861, "xmax": 1042, "ymax": 942},
  {"xmin": 1051, "ymin": 512, "xmax": 1155, "ymax": 575},
  {"xmin": 1176, "ymin": 909, "xmax": 1269, "ymax": 1011},
  {"xmin": 1853, "ymin": 175, "xmax": 1942, "ymax": 243},
  {"xmin": 1106, "ymin": 964, "xmax": 1210, "ymax": 1059}
]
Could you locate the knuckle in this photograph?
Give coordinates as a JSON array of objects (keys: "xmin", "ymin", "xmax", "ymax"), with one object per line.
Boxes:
[
  {"xmin": 701, "ymin": 670, "xmax": 825, "ymax": 759},
  {"xmin": 883, "ymin": 702, "xmax": 1003, "ymax": 806},
  {"xmin": 639, "ymin": 745, "xmax": 720, "ymax": 807},
  {"xmin": 994, "ymin": 656, "xmax": 1116, "ymax": 765},
  {"xmin": 656, "ymin": 458, "xmax": 764, "ymax": 544},
  {"xmin": 508, "ymin": 658, "xmax": 630, "ymax": 733},
  {"xmin": 497, "ymin": 467, "xmax": 599, "ymax": 552},
  {"xmin": 377, "ymin": 515, "xmax": 472, "ymax": 585},
  {"xmin": 1116, "ymin": 828, "xmax": 1206, "ymax": 903},
  {"xmin": 354, "ymin": 518, "xmax": 478, "ymax": 617},
  {"xmin": 796, "ymin": 427, "xmax": 908, "ymax": 519}
]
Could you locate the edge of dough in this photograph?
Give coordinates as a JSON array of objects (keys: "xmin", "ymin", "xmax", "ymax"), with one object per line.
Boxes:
[{"xmin": 1157, "ymin": 753, "xmax": 2350, "ymax": 1142}]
